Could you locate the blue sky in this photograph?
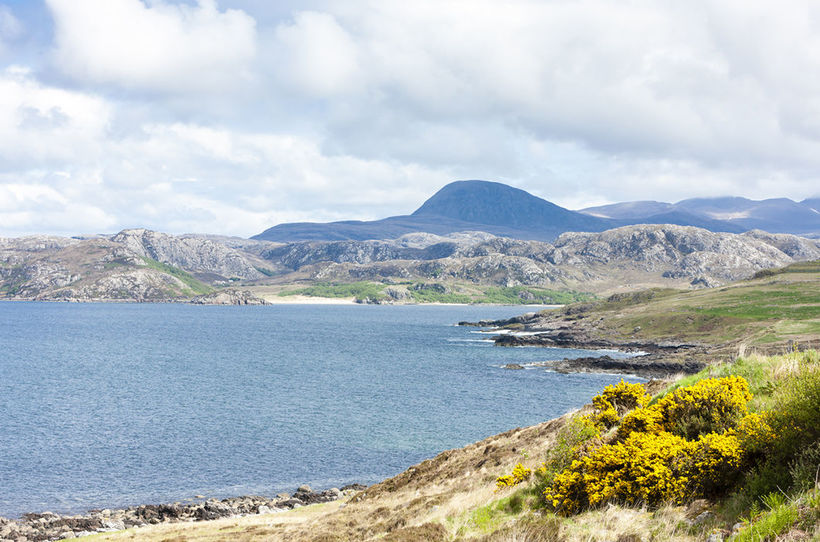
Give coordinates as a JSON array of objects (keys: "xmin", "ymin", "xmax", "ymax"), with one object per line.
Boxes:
[{"xmin": 1, "ymin": 0, "xmax": 819, "ymax": 237}]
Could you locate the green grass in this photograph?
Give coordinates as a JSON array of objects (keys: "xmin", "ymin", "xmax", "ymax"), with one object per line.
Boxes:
[
  {"xmin": 731, "ymin": 492, "xmax": 801, "ymax": 542},
  {"xmin": 254, "ymin": 266, "xmax": 277, "ymax": 277},
  {"xmin": 139, "ymin": 257, "xmax": 212, "ymax": 295},
  {"xmin": 551, "ymin": 260, "xmax": 820, "ymax": 347},
  {"xmin": 278, "ymin": 281, "xmax": 389, "ymax": 302},
  {"xmin": 277, "ymin": 281, "xmax": 594, "ymax": 305},
  {"xmin": 480, "ymin": 287, "xmax": 594, "ymax": 305}
]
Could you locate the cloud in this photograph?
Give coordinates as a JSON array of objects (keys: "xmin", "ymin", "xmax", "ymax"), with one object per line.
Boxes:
[
  {"xmin": 0, "ymin": 68, "xmax": 450, "ymax": 237},
  {"xmin": 3, "ymin": 1, "xmax": 820, "ymax": 238},
  {"xmin": 0, "ymin": 5, "xmax": 22, "ymax": 55},
  {"xmin": 46, "ymin": 0, "xmax": 256, "ymax": 93},
  {"xmin": 271, "ymin": 11, "xmax": 363, "ymax": 97},
  {"xmin": 0, "ymin": 66, "xmax": 111, "ymax": 167}
]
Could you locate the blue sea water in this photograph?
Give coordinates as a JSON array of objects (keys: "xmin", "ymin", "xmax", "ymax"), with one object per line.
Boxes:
[{"xmin": 0, "ymin": 302, "xmax": 640, "ymax": 518}]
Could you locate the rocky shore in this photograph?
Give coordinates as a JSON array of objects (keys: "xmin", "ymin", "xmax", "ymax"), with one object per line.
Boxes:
[
  {"xmin": 0, "ymin": 484, "xmax": 365, "ymax": 541},
  {"xmin": 531, "ymin": 354, "xmax": 705, "ymax": 378},
  {"xmin": 461, "ymin": 312, "xmax": 708, "ymax": 378}
]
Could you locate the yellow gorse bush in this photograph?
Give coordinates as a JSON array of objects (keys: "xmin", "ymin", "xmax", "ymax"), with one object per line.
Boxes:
[
  {"xmin": 618, "ymin": 375, "xmax": 751, "ymax": 440},
  {"xmin": 544, "ymin": 376, "xmax": 776, "ymax": 515},
  {"xmin": 496, "ymin": 462, "xmax": 531, "ymax": 490},
  {"xmin": 589, "ymin": 380, "xmax": 650, "ymax": 428}
]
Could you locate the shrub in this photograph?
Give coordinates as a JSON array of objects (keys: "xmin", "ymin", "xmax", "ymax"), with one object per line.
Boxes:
[
  {"xmin": 788, "ymin": 442, "xmax": 820, "ymax": 492},
  {"xmin": 496, "ymin": 463, "xmax": 531, "ymax": 490},
  {"xmin": 686, "ymin": 432, "xmax": 743, "ymax": 497},
  {"xmin": 618, "ymin": 376, "xmax": 751, "ymax": 440},
  {"xmin": 589, "ymin": 380, "xmax": 649, "ymax": 428},
  {"xmin": 545, "ymin": 376, "xmax": 757, "ymax": 514},
  {"xmin": 535, "ymin": 416, "xmax": 601, "ymax": 490},
  {"xmin": 545, "ymin": 431, "xmax": 693, "ymax": 514},
  {"xmin": 660, "ymin": 375, "xmax": 751, "ymax": 439}
]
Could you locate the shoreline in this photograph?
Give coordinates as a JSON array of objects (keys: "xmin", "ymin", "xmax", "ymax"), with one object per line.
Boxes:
[{"xmin": 0, "ymin": 484, "xmax": 365, "ymax": 541}]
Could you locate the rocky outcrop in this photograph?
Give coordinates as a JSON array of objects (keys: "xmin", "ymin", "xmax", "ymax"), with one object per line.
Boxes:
[
  {"xmin": 111, "ymin": 229, "xmax": 266, "ymax": 281},
  {"xmin": 190, "ymin": 289, "xmax": 269, "ymax": 305},
  {"xmin": 0, "ymin": 485, "xmax": 363, "ymax": 541}
]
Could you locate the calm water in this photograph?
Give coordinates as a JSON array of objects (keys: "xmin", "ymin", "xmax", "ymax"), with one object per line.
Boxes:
[{"xmin": 0, "ymin": 302, "xmax": 640, "ymax": 518}]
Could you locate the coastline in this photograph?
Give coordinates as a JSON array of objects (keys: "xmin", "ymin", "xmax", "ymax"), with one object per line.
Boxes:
[{"xmin": 0, "ymin": 485, "xmax": 364, "ymax": 541}]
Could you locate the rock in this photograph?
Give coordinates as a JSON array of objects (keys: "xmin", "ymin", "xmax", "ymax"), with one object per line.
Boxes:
[
  {"xmin": 257, "ymin": 505, "xmax": 272, "ymax": 514},
  {"xmin": 502, "ymin": 363, "xmax": 524, "ymax": 370},
  {"xmin": 296, "ymin": 485, "xmax": 312, "ymax": 494},
  {"xmin": 340, "ymin": 483, "xmax": 367, "ymax": 492},
  {"xmin": 102, "ymin": 519, "xmax": 125, "ymax": 530},
  {"xmin": 189, "ymin": 289, "xmax": 269, "ymax": 305},
  {"xmin": 111, "ymin": 229, "xmax": 265, "ymax": 281},
  {"xmin": 691, "ymin": 511, "xmax": 714, "ymax": 526},
  {"xmin": 705, "ymin": 532, "xmax": 724, "ymax": 542}
]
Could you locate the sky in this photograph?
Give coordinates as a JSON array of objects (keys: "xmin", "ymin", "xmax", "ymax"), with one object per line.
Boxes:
[{"xmin": 1, "ymin": 0, "xmax": 819, "ymax": 238}]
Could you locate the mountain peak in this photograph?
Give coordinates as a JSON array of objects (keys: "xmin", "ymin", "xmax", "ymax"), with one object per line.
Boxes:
[{"xmin": 412, "ymin": 180, "xmax": 607, "ymax": 231}]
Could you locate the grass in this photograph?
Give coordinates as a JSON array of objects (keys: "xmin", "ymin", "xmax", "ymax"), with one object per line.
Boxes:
[
  {"xmin": 276, "ymin": 281, "xmax": 594, "ymax": 305},
  {"xmin": 536, "ymin": 259, "xmax": 820, "ymax": 350},
  {"xmin": 139, "ymin": 257, "xmax": 213, "ymax": 295},
  {"xmin": 277, "ymin": 281, "xmax": 389, "ymax": 302}
]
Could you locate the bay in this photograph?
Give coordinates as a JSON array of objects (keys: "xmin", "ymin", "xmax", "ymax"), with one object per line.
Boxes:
[{"xmin": 0, "ymin": 302, "xmax": 639, "ymax": 518}]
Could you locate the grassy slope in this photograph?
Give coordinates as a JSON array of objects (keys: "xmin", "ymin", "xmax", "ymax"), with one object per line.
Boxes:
[{"xmin": 525, "ymin": 259, "xmax": 820, "ymax": 353}]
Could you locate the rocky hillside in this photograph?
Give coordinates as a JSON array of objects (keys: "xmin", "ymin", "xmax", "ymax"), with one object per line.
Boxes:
[
  {"xmin": 0, "ymin": 231, "xmax": 275, "ymax": 302},
  {"xmin": 1, "ymin": 225, "xmax": 818, "ymax": 302},
  {"xmin": 257, "ymin": 225, "xmax": 820, "ymax": 293}
]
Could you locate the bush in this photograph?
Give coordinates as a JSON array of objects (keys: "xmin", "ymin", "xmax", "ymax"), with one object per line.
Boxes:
[
  {"xmin": 545, "ymin": 431, "xmax": 693, "ymax": 514},
  {"xmin": 496, "ymin": 463, "xmax": 531, "ymax": 490},
  {"xmin": 589, "ymin": 380, "xmax": 649, "ymax": 428},
  {"xmin": 618, "ymin": 376, "xmax": 751, "ymax": 440},
  {"xmin": 545, "ymin": 376, "xmax": 758, "ymax": 514},
  {"xmin": 535, "ymin": 416, "xmax": 601, "ymax": 490}
]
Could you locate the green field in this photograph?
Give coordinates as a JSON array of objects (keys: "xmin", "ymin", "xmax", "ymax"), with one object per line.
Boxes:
[{"xmin": 277, "ymin": 281, "xmax": 594, "ymax": 305}]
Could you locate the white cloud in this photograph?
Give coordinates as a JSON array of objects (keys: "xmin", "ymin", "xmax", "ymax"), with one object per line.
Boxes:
[
  {"xmin": 0, "ymin": 66, "xmax": 111, "ymax": 167},
  {"xmin": 0, "ymin": 6, "xmax": 22, "ymax": 56},
  {"xmin": 46, "ymin": 0, "xmax": 257, "ymax": 93},
  {"xmin": 272, "ymin": 11, "xmax": 363, "ymax": 97},
  {"xmin": 3, "ymin": 1, "xmax": 820, "ymax": 238}
]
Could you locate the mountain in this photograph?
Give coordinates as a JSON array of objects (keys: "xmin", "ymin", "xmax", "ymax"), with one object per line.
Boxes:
[
  {"xmin": 256, "ymin": 224, "xmax": 820, "ymax": 291},
  {"xmin": 2, "ymin": 224, "xmax": 819, "ymax": 302},
  {"xmin": 253, "ymin": 180, "xmax": 616, "ymax": 242},
  {"xmin": 0, "ymin": 231, "xmax": 275, "ymax": 302},
  {"xmin": 582, "ymin": 196, "xmax": 820, "ymax": 237},
  {"xmin": 255, "ymin": 180, "xmax": 819, "ymax": 243}
]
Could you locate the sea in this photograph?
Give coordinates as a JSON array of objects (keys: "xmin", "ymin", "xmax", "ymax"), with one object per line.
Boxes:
[{"xmin": 0, "ymin": 302, "xmax": 642, "ymax": 518}]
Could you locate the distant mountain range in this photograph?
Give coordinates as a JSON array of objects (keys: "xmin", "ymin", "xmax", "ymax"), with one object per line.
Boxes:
[
  {"xmin": 582, "ymin": 196, "xmax": 820, "ymax": 237},
  {"xmin": 252, "ymin": 181, "xmax": 820, "ymax": 242}
]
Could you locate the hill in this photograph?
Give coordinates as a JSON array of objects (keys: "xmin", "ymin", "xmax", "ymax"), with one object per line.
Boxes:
[
  {"xmin": 583, "ymin": 195, "xmax": 820, "ymax": 237},
  {"xmin": 253, "ymin": 180, "xmax": 616, "ymax": 242},
  {"xmin": 254, "ymin": 180, "xmax": 820, "ymax": 242},
  {"xmin": 3, "ymin": 225, "xmax": 819, "ymax": 302}
]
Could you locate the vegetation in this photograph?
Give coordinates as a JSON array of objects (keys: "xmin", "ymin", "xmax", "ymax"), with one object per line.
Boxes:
[
  {"xmin": 529, "ymin": 259, "xmax": 820, "ymax": 350},
  {"xmin": 490, "ymin": 350, "xmax": 820, "ymax": 540},
  {"xmin": 277, "ymin": 280, "xmax": 593, "ymax": 305},
  {"xmin": 277, "ymin": 281, "xmax": 390, "ymax": 302},
  {"xmin": 139, "ymin": 257, "xmax": 212, "ymax": 295}
]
